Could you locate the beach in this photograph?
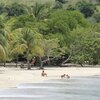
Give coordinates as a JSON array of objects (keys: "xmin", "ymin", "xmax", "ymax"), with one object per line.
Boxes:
[{"xmin": 0, "ymin": 66, "xmax": 100, "ymax": 89}]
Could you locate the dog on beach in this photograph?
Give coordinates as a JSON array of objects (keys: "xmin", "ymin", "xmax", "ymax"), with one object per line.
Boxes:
[
  {"xmin": 61, "ymin": 74, "xmax": 66, "ymax": 78},
  {"xmin": 61, "ymin": 74, "xmax": 70, "ymax": 79},
  {"xmin": 66, "ymin": 74, "xmax": 70, "ymax": 79},
  {"xmin": 41, "ymin": 70, "xmax": 47, "ymax": 77}
]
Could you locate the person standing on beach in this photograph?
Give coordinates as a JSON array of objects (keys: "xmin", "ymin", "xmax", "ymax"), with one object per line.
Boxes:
[{"xmin": 31, "ymin": 57, "xmax": 36, "ymax": 66}]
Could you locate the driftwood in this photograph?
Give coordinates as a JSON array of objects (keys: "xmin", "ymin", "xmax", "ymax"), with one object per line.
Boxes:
[{"xmin": 40, "ymin": 54, "xmax": 61, "ymax": 69}]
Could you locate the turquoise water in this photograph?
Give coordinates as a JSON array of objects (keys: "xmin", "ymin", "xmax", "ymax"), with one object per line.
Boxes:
[{"xmin": 0, "ymin": 76, "xmax": 100, "ymax": 100}]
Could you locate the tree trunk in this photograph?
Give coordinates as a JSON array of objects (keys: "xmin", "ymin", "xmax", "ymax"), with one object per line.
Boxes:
[
  {"xmin": 39, "ymin": 55, "xmax": 60, "ymax": 68},
  {"xmin": 62, "ymin": 54, "xmax": 71, "ymax": 64},
  {"xmin": 27, "ymin": 49, "xmax": 31, "ymax": 70},
  {"xmin": 27, "ymin": 60, "xmax": 31, "ymax": 70},
  {"xmin": 47, "ymin": 55, "xmax": 50, "ymax": 66},
  {"xmin": 16, "ymin": 54, "xmax": 18, "ymax": 67},
  {"xmin": 4, "ymin": 62, "xmax": 6, "ymax": 67},
  {"xmin": 39, "ymin": 57, "xmax": 44, "ymax": 69},
  {"xmin": 79, "ymin": 63, "xmax": 84, "ymax": 67}
]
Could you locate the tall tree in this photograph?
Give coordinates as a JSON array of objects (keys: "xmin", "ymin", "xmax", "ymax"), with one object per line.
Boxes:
[
  {"xmin": 0, "ymin": 18, "xmax": 8, "ymax": 65},
  {"xmin": 31, "ymin": 3, "xmax": 49, "ymax": 20},
  {"xmin": 20, "ymin": 28, "xmax": 35, "ymax": 69},
  {"xmin": 9, "ymin": 29, "xmax": 27, "ymax": 67},
  {"xmin": 70, "ymin": 27, "xmax": 100, "ymax": 66},
  {"xmin": 20, "ymin": 28, "xmax": 44, "ymax": 69},
  {"xmin": 47, "ymin": 10, "xmax": 89, "ymax": 34}
]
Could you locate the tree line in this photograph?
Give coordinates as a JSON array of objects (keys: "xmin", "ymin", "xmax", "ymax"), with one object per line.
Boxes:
[{"xmin": 0, "ymin": 0, "xmax": 100, "ymax": 69}]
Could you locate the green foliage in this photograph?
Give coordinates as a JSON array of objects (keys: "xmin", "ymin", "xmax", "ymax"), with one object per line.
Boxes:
[
  {"xmin": 12, "ymin": 15, "xmax": 36, "ymax": 30},
  {"xmin": 0, "ymin": 44, "xmax": 6, "ymax": 61},
  {"xmin": 70, "ymin": 27, "xmax": 100, "ymax": 65},
  {"xmin": 93, "ymin": 13, "xmax": 100, "ymax": 22},
  {"xmin": 0, "ymin": 18, "xmax": 8, "ymax": 61},
  {"xmin": 53, "ymin": 1, "xmax": 63, "ymax": 9},
  {"xmin": 55, "ymin": 0, "xmax": 67, "ymax": 4},
  {"xmin": 0, "ymin": 0, "xmax": 55, "ymax": 6},
  {"xmin": 96, "ymin": 0, "xmax": 100, "ymax": 4},
  {"xmin": 67, "ymin": 5, "xmax": 76, "ymax": 11},
  {"xmin": 7, "ymin": 3, "xmax": 28, "ymax": 16},
  {"xmin": 31, "ymin": 3, "xmax": 49, "ymax": 20},
  {"xmin": 0, "ymin": 0, "xmax": 99, "ymax": 66},
  {"xmin": 0, "ymin": 3, "xmax": 6, "ymax": 15},
  {"xmin": 80, "ymin": 5, "xmax": 94, "ymax": 17},
  {"xmin": 47, "ymin": 10, "xmax": 89, "ymax": 34},
  {"xmin": 75, "ymin": 1, "xmax": 96, "ymax": 17}
]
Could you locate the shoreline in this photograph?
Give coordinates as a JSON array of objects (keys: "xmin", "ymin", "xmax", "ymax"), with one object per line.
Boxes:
[{"xmin": 0, "ymin": 66, "xmax": 100, "ymax": 89}]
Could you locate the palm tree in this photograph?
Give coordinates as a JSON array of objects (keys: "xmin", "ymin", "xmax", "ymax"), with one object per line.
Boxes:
[
  {"xmin": 31, "ymin": 2, "xmax": 49, "ymax": 20},
  {"xmin": 21, "ymin": 28, "xmax": 46, "ymax": 69},
  {"xmin": 0, "ymin": 19, "xmax": 8, "ymax": 66},
  {"xmin": 20, "ymin": 28, "xmax": 35, "ymax": 69},
  {"xmin": 10, "ymin": 33, "xmax": 27, "ymax": 67},
  {"xmin": 0, "ymin": 45, "xmax": 6, "ymax": 61}
]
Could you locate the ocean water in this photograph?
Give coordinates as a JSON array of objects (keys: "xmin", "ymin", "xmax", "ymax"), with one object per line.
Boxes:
[{"xmin": 0, "ymin": 75, "xmax": 100, "ymax": 100}]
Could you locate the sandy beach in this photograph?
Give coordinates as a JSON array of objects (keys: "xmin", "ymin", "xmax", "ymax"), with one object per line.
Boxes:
[{"xmin": 0, "ymin": 66, "xmax": 100, "ymax": 89}]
